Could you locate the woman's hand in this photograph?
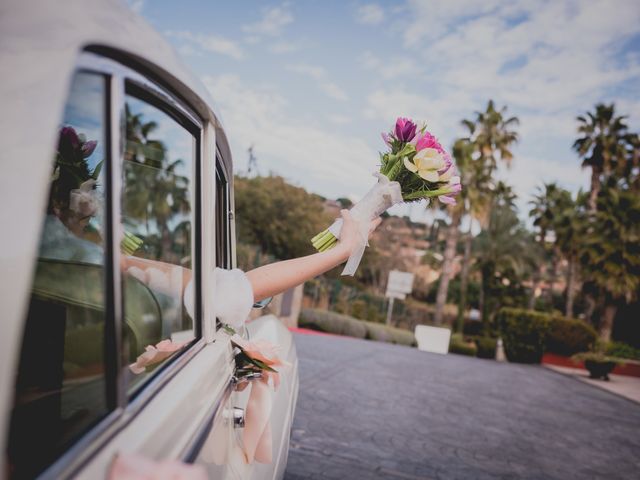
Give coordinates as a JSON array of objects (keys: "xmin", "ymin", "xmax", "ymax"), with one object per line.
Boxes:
[
  {"xmin": 335, "ymin": 209, "xmax": 382, "ymax": 260},
  {"xmin": 246, "ymin": 210, "xmax": 382, "ymax": 301}
]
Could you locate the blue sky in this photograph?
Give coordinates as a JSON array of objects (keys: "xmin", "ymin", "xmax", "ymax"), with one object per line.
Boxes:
[{"xmin": 130, "ymin": 0, "xmax": 640, "ymax": 223}]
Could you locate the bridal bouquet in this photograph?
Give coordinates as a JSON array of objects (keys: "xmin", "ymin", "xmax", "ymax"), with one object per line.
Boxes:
[{"xmin": 311, "ymin": 117, "xmax": 461, "ymax": 275}]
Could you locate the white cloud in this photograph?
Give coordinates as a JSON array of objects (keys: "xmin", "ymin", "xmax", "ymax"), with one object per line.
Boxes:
[
  {"xmin": 286, "ymin": 64, "xmax": 349, "ymax": 101},
  {"xmin": 327, "ymin": 114, "xmax": 351, "ymax": 125},
  {"xmin": 359, "ymin": 51, "xmax": 417, "ymax": 79},
  {"xmin": 359, "ymin": 51, "xmax": 382, "ymax": 70},
  {"xmin": 203, "ymin": 74, "xmax": 376, "ymax": 198},
  {"xmin": 242, "ymin": 4, "xmax": 294, "ymax": 37},
  {"xmin": 268, "ymin": 41, "xmax": 300, "ymax": 54},
  {"xmin": 166, "ymin": 31, "xmax": 245, "ymax": 60},
  {"xmin": 127, "ymin": 0, "xmax": 144, "ymax": 14},
  {"xmin": 356, "ymin": 4, "xmax": 385, "ymax": 25}
]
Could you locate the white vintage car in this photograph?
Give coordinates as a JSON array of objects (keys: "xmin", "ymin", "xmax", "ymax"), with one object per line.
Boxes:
[{"xmin": 0, "ymin": 0, "xmax": 298, "ymax": 478}]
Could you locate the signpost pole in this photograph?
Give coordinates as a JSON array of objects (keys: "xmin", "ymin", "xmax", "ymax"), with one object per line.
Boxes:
[{"xmin": 386, "ymin": 297, "xmax": 395, "ymax": 326}]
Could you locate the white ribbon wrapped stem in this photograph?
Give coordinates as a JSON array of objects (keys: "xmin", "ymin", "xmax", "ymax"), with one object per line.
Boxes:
[{"xmin": 327, "ymin": 172, "xmax": 403, "ymax": 276}]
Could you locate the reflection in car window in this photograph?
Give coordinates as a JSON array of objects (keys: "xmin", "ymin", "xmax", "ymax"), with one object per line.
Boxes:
[
  {"xmin": 122, "ymin": 92, "xmax": 196, "ymax": 393},
  {"xmin": 7, "ymin": 72, "xmax": 110, "ymax": 478},
  {"xmin": 215, "ymin": 163, "xmax": 229, "ymax": 268}
]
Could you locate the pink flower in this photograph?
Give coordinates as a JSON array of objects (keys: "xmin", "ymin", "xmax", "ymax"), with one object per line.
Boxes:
[
  {"xmin": 381, "ymin": 132, "xmax": 392, "ymax": 147},
  {"xmin": 438, "ymin": 152, "xmax": 453, "ymax": 176},
  {"xmin": 394, "ymin": 117, "xmax": 417, "ymax": 142},
  {"xmin": 231, "ymin": 334, "xmax": 288, "ymax": 368},
  {"xmin": 438, "ymin": 175, "xmax": 462, "ymax": 205},
  {"xmin": 129, "ymin": 339, "xmax": 186, "ymax": 374},
  {"xmin": 414, "ymin": 131, "xmax": 444, "ymax": 153},
  {"xmin": 439, "ymin": 195, "xmax": 457, "ymax": 205}
]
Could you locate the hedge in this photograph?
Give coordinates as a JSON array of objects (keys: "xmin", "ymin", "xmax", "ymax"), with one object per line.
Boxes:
[
  {"xmin": 545, "ymin": 316, "xmax": 597, "ymax": 356},
  {"xmin": 606, "ymin": 341, "xmax": 640, "ymax": 361},
  {"xmin": 475, "ymin": 337, "xmax": 497, "ymax": 359},
  {"xmin": 497, "ymin": 308, "xmax": 599, "ymax": 364},
  {"xmin": 497, "ymin": 308, "xmax": 550, "ymax": 364},
  {"xmin": 299, "ymin": 308, "xmax": 416, "ymax": 347},
  {"xmin": 449, "ymin": 334, "xmax": 477, "ymax": 357}
]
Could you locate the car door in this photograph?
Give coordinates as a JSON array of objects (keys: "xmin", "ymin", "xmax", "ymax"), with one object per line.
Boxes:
[
  {"xmin": 4, "ymin": 51, "xmax": 238, "ymax": 479},
  {"xmin": 194, "ymin": 160, "xmax": 299, "ymax": 480}
]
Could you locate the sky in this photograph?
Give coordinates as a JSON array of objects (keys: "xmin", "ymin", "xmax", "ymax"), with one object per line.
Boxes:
[{"xmin": 130, "ymin": 0, "xmax": 640, "ymax": 224}]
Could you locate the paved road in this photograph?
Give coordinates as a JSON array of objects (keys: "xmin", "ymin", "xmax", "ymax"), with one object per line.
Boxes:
[{"xmin": 284, "ymin": 333, "xmax": 640, "ymax": 480}]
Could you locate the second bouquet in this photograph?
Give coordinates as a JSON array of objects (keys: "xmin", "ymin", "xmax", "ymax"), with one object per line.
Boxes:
[{"xmin": 311, "ymin": 117, "xmax": 461, "ymax": 276}]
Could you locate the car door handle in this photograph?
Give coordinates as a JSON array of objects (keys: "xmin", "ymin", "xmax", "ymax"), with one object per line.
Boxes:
[{"xmin": 231, "ymin": 371, "xmax": 262, "ymax": 389}]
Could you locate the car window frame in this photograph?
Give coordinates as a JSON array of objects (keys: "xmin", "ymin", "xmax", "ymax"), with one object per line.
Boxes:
[{"xmin": 29, "ymin": 50, "xmax": 211, "ymax": 480}]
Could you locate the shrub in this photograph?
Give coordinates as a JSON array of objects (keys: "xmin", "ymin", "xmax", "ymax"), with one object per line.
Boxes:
[
  {"xmin": 497, "ymin": 308, "xmax": 550, "ymax": 364},
  {"xmin": 606, "ymin": 341, "xmax": 640, "ymax": 361},
  {"xmin": 475, "ymin": 337, "xmax": 497, "ymax": 359},
  {"xmin": 299, "ymin": 309, "xmax": 367, "ymax": 338},
  {"xmin": 449, "ymin": 334, "xmax": 477, "ymax": 357},
  {"xmin": 364, "ymin": 322, "xmax": 393, "ymax": 343},
  {"xmin": 299, "ymin": 309, "xmax": 416, "ymax": 346},
  {"xmin": 350, "ymin": 299, "xmax": 367, "ymax": 320},
  {"xmin": 545, "ymin": 316, "xmax": 597, "ymax": 356},
  {"xmin": 386, "ymin": 326, "xmax": 418, "ymax": 347}
]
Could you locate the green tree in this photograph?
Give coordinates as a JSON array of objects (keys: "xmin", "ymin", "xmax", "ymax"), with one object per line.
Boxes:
[
  {"xmin": 234, "ymin": 175, "xmax": 332, "ymax": 260},
  {"xmin": 553, "ymin": 191, "xmax": 589, "ymax": 317},
  {"xmin": 434, "ymin": 100, "xmax": 518, "ymax": 325},
  {"xmin": 528, "ymin": 183, "xmax": 573, "ymax": 309},
  {"xmin": 123, "ymin": 104, "xmax": 191, "ymax": 263},
  {"xmin": 573, "ymin": 103, "xmax": 634, "ymax": 212},
  {"xmin": 473, "ymin": 182, "xmax": 540, "ymax": 330},
  {"xmin": 579, "ymin": 184, "xmax": 640, "ymax": 342}
]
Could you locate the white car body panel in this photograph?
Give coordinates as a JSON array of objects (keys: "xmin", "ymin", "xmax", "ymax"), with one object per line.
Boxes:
[{"xmin": 0, "ymin": 0, "xmax": 298, "ymax": 478}]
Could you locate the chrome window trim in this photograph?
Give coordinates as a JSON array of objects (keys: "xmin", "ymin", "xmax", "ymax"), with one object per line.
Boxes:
[{"xmin": 31, "ymin": 49, "xmax": 220, "ymax": 479}]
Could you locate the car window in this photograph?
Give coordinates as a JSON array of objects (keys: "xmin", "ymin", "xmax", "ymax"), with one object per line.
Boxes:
[
  {"xmin": 121, "ymin": 89, "xmax": 197, "ymax": 394},
  {"xmin": 6, "ymin": 71, "xmax": 111, "ymax": 479},
  {"xmin": 215, "ymin": 162, "xmax": 230, "ymax": 268}
]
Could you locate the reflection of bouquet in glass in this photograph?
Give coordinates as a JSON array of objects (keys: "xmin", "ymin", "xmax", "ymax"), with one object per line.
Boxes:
[{"xmin": 311, "ymin": 117, "xmax": 462, "ymax": 275}]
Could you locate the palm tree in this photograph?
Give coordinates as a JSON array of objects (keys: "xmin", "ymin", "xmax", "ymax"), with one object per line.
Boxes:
[
  {"xmin": 554, "ymin": 191, "xmax": 588, "ymax": 318},
  {"xmin": 450, "ymin": 138, "xmax": 492, "ymax": 332},
  {"xmin": 473, "ymin": 182, "xmax": 540, "ymax": 330},
  {"xmin": 123, "ymin": 103, "xmax": 191, "ymax": 263},
  {"xmin": 579, "ymin": 184, "xmax": 640, "ymax": 342},
  {"xmin": 527, "ymin": 183, "xmax": 573, "ymax": 309},
  {"xmin": 573, "ymin": 103, "xmax": 633, "ymax": 212},
  {"xmin": 434, "ymin": 101, "xmax": 519, "ymax": 325}
]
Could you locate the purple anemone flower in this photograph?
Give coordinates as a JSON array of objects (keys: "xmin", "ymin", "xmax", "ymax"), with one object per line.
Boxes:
[
  {"xmin": 81, "ymin": 140, "xmax": 97, "ymax": 158},
  {"xmin": 394, "ymin": 117, "xmax": 417, "ymax": 142}
]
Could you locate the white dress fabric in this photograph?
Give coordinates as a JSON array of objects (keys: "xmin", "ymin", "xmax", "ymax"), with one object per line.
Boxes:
[
  {"xmin": 212, "ymin": 267, "xmax": 254, "ymax": 328},
  {"xmin": 182, "ymin": 268, "xmax": 254, "ymax": 328}
]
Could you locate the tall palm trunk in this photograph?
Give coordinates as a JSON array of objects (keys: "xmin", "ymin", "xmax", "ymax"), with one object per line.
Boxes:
[
  {"xmin": 434, "ymin": 209, "xmax": 461, "ymax": 324},
  {"xmin": 565, "ymin": 256, "xmax": 577, "ymax": 318},
  {"xmin": 480, "ymin": 263, "xmax": 493, "ymax": 332},
  {"xmin": 456, "ymin": 226, "xmax": 472, "ymax": 333},
  {"xmin": 588, "ymin": 167, "xmax": 601, "ymax": 212},
  {"xmin": 599, "ymin": 303, "xmax": 617, "ymax": 343},
  {"xmin": 528, "ymin": 229, "xmax": 546, "ymax": 310}
]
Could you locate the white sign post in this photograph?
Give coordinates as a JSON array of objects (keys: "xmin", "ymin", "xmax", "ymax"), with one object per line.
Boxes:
[{"xmin": 385, "ymin": 270, "xmax": 414, "ymax": 325}]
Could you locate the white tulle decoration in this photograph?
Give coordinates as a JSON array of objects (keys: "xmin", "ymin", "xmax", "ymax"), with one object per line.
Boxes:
[
  {"xmin": 327, "ymin": 172, "xmax": 403, "ymax": 276},
  {"xmin": 213, "ymin": 268, "xmax": 254, "ymax": 328}
]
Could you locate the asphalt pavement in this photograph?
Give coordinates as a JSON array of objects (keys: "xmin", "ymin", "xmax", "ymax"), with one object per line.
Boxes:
[{"xmin": 284, "ymin": 332, "xmax": 640, "ymax": 480}]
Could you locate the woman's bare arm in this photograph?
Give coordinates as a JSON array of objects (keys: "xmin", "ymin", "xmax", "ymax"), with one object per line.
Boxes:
[{"xmin": 246, "ymin": 210, "xmax": 381, "ymax": 302}]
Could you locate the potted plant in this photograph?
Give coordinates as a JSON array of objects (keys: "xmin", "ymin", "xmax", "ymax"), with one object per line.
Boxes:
[{"xmin": 572, "ymin": 352, "xmax": 624, "ymax": 381}]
